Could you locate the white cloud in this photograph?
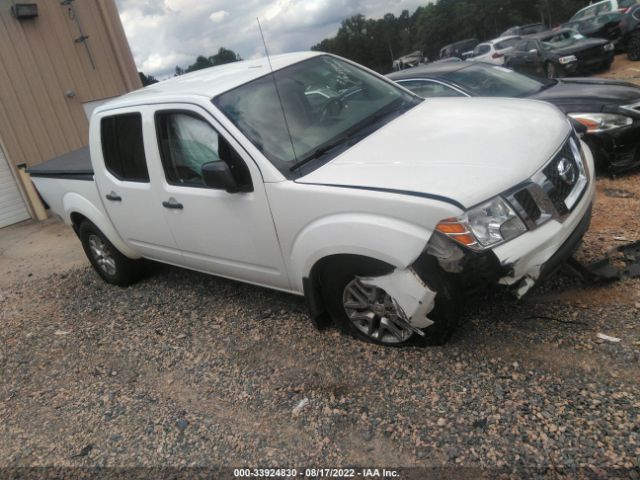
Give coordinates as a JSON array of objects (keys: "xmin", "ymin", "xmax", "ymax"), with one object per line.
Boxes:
[
  {"xmin": 209, "ymin": 10, "xmax": 229, "ymax": 23},
  {"xmin": 115, "ymin": 0, "xmax": 429, "ymax": 78}
]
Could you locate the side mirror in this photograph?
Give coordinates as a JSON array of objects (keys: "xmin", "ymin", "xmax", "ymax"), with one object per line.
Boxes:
[{"xmin": 201, "ymin": 161, "xmax": 239, "ymax": 193}]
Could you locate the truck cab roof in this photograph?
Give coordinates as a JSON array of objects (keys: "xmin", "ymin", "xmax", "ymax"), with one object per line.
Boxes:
[{"xmin": 96, "ymin": 51, "xmax": 323, "ymax": 113}]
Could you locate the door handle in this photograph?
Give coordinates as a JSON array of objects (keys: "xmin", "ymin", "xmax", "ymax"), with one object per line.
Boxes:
[
  {"xmin": 105, "ymin": 192, "xmax": 122, "ymax": 202},
  {"xmin": 162, "ymin": 198, "xmax": 184, "ymax": 210}
]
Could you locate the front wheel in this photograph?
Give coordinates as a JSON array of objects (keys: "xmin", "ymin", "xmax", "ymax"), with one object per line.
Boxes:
[
  {"xmin": 628, "ymin": 33, "xmax": 640, "ymax": 61},
  {"xmin": 79, "ymin": 221, "xmax": 141, "ymax": 286},
  {"xmin": 320, "ymin": 257, "xmax": 459, "ymax": 346}
]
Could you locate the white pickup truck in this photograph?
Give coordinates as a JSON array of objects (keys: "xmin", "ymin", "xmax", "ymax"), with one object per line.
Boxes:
[{"xmin": 29, "ymin": 52, "xmax": 595, "ymax": 346}]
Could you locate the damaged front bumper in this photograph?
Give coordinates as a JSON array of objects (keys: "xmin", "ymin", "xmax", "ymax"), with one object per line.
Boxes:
[
  {"xmin": 491, "ymin": 151, "xmax": 596, "ymax": 297},
  {"xmin": 424, "ymin": 138, "xmax": 597, "ymax": 299}
]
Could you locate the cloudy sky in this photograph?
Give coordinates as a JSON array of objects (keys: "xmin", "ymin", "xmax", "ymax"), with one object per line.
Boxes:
[{"xmin": 115, "ymin": 0, "xmax": 428, "ymax": 79}]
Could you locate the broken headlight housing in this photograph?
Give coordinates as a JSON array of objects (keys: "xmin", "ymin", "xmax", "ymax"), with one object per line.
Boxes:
[{"xmin": 436, "ymin": 197, "xmax": 527, "ymax": 251}]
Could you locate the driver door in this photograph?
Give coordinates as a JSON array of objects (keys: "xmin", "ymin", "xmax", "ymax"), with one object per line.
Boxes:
[{"xmin": 146, "ymin": 104, "xmax": 290, "ymax": 290}]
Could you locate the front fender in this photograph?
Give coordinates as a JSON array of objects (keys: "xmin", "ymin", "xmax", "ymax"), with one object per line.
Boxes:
[
  {"xmin": 63, "ymin": 192, "xmax": 140, "ymax": 259},
  {"xmin": 289, "ymin": 213, "xmax": 432, "ymax": 291}
]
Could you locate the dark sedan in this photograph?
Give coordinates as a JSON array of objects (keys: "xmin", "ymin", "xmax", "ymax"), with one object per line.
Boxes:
[
  {"xmin": 505, "ymin": 29, "xmax": 615, "ymax": 78},
  {"xmin": 388, "ymin": 62, "xmax": 640, "ymax": 174},
  {"xmin": 562, "ymin": 12, "xmax": 625, "ymax": 47}
]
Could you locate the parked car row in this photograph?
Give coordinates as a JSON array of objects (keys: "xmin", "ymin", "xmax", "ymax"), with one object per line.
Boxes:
[
  {"xmin": 436, "ymin": 0, "xmax": 640, "ymax": 74},
  {"xmin": 388, "ymin": 61, "xmax": 640, "ymax": 175},
  {"xmin": 28, "ymin": 52, "xmax": 598, "ymax": 346}
]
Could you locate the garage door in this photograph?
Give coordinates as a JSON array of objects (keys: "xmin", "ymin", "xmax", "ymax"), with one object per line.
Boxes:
[{"xmin": 0, "ymin": 146, "xmax": 30, "ymax": 228}]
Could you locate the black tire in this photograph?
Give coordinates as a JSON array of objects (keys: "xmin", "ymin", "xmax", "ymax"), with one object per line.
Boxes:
[
  {"xmin": 319, "ymin": 256, "xmax": 459, "ymax": 347},
  {"xmin": 628, "ymin": 33, "xmax": 640, "ymax": 61},
  {"xmin": 78, "ymin": 221, "xmax": 140, "ymax": 286},
  {"xmin": 546, "ymin": 62, "xmax": 560, "ymax": 79}
]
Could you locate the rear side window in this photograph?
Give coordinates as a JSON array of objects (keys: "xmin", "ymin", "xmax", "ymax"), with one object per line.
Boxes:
[
  {"xmin": 515, "ymin": 40, "xmax": 528, "ymax": 51},
  {"xmin": 101, "ymin": 113, "xmax": 149, "ymax": 182},
  {"xmin": 496, "ymin": 38, "xmax": 520, "ymax": 50}
]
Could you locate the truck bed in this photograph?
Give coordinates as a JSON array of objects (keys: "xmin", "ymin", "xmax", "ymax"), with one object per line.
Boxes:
[{"xmin": 27, "ymin": 146, "xmax": 93, "ymax": 180}]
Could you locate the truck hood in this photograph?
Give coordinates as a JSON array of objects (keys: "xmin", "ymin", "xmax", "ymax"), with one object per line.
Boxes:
[{"xmin": 297, "ymin": 98, "xmax": 571, "ymax": 209}]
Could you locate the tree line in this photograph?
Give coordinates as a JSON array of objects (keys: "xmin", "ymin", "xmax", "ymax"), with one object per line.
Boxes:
[
  {"xmin": 311, "ymin": 0, "xmax": 594, "ymax": 73},
  {"xmin": 139, "ymin": 47, "xmax": 242, "ymax": 86}
]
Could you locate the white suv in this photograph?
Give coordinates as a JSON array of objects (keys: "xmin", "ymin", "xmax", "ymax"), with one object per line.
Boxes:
[{"xmin": 469, "ymin": 36, "xmax": 522, "ymax": 65}]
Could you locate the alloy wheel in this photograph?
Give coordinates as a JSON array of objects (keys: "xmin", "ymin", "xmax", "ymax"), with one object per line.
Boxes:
[
  {"xmin": 342, "ymin": 278, "xmax": 415, "ymax": 344},
  {"xmin": 88, "ymin": 234, "xmax": 117, "ymax": 276}
]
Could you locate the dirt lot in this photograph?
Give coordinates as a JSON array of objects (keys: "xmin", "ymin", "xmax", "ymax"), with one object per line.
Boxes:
[{"xmin": 1, "ymin": 55, "xmax": 640, "ymax": 477}]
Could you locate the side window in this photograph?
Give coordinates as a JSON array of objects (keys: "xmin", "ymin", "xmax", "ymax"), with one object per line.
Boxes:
[
  {"xmin": 399, "ymin": 80, "xmax": 465, "ymax": 98},
  {"xmin": 155, "ymin": 111, "xmax": 252, "ymax": 190},
  {"xmin": 475, "ymin": 44, "xmax": 491, "ymax": 55},
  {"xmin": 496, "ymin": 38, "xmax": 520, "ymax": 50},
  {"xmin": 101, "ymin": 113, "xmax": 149, "ymax": 182},
  {"xmin": 597, "ymin": 3, "xmax": 612, "ymax": 13}
]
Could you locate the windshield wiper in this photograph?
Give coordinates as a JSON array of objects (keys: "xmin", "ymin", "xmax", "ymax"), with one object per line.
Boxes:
[
  {"xmin": 289, "ymin": 135, "xmax": 352, "ymax": 172},
  {"xmin": 289, "ymin": 98, "xmax": 415, "ymax": 173}
]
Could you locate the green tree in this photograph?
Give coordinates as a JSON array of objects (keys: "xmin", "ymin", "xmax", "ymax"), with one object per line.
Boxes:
[
  {"xmin": 174, "ymin": 47, "xmax": 242, "ymax": 76},
  {"xmin": 138, "ymin": 72, "xmax": 158, "ymax": 86}
]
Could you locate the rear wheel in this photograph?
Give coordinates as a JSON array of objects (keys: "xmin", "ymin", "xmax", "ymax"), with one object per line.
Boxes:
[
  {"xmin": 319, "ymin": 257, "xmax": 459, "ymax": 346},
  {"xmin": 628, "ymin": 32, "xmax": 640, "ymax": 61},
  {"xmin": 79, "ymin": 221, "xmax": 140, "ymax": 286}
]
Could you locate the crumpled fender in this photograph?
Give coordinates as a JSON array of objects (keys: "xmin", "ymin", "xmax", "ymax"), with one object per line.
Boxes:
[
  {"xmin": 290, "ymin": 213, "xmax": 432, "ymax": 292},
  {"xmin": 360, "ymin": 267, "xmax": 436, "ymax": 329}
]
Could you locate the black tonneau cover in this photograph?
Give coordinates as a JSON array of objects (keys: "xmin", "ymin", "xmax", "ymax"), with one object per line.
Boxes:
[{"xmin": 27, "ymin": 146, "xmax": 93, "ymax": 180}]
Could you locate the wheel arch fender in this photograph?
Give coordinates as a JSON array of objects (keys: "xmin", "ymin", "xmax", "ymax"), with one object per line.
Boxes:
[
  {"xmin": 63, "ymin": 192, "xmax": 140, "ymax": 259},
  {"xmin": 291, "ymin": 213, "xmax": 433, "ymax": 292}
]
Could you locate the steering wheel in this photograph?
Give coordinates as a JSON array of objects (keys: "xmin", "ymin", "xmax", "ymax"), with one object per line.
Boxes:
[{"xmin": 319, "ymin": 98, "xmax": 344, "ymax": 122}]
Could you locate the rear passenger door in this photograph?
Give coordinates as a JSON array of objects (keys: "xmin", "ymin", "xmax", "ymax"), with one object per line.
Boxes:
[{"xmin": 93, "ymin": 108, "xmax": 183, "ymax": 264}]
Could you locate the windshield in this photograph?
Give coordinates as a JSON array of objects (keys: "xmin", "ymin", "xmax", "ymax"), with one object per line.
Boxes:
[
  {"xmin": 444, "ymin": 63, "xmax": 554, "ymax": 97},
  {"xmin": 540, "ymin": 30, "xmax": 586, "ymax": 50},
  {"xmin": 214, "ymin": 55, "xmax": 420, "ymax": 177}
]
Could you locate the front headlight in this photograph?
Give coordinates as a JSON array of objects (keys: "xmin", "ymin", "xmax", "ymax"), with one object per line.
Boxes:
[
  {"xmin": 436, "ymin": 197, "xmax": 527, "ymax": 251},
  {"xmin": 568, "ymin": 112, "xmax": 633, "ymax": 133},
  {"xmin": 604, "ymin": 43, "xmax": 615, "ymax": 52},
  {"xmin": 558, "ymin": 55, "xmax": 577, "ymax": 64}
]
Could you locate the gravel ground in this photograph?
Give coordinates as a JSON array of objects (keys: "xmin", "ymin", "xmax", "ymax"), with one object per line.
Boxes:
[{"xmin": 2, "ymin": 56, "xmax": 640, "ymax": 478}]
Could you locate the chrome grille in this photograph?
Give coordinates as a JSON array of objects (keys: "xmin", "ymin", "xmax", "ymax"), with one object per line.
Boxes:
[
  {"xmin": 576, "ymin": 46, "xmax": 603, "ymax": 62},
  {"xmin": 507, "ymin": 134, "xmax": 588, "ymax": 230},
  {"xmin": 542, "ymin": 140, "xmax": 581, "ymax": 215},
  {"xmin": 513, "ymin": 189, "xmax": 541, "ymax": 223}
]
